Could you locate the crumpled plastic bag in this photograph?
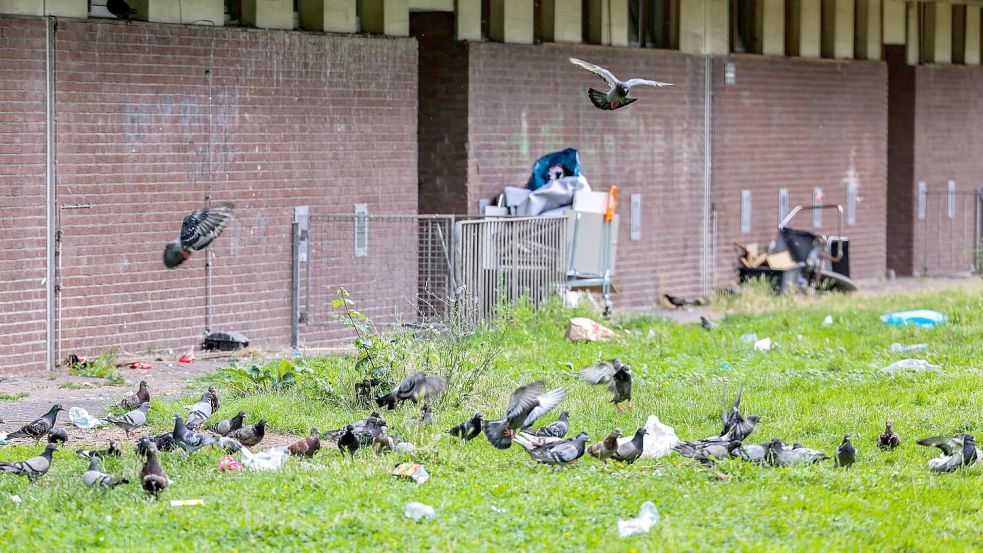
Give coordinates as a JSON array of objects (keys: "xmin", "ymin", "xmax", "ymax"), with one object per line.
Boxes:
[
  {"xmin": 566, "ymin": 317, "xmax": 615, "ymax": 342},
  {"xmin": 217, "ymin": 456, "xmax": 243, "ymax": 472},
  {"xmin": 880, "ymin": 309, "xmax": 945, "ymax": 328},
  {"xmin": 880, "ymin": 359, "xmax": 941, "ymax": 374},
  {"xmin": 404, "ymin": 501, "xmax": 436, "ymax": 521},
  {"xmin": 617, "ymin": 501, "xmax": 660, "ymax": 537},
  {"xmin": 753, "ymin": 337, "xmax": 773, "ymax": 351},
  {"xmin": 69, "ymin": 407, "xmax": 106, "ymax": 429},
  {"xmin": 617, "ymin": 415, "xmax": 680, "ymax": 458},
  {"xmin": 239, "ymin": 446, "xmax": 290, "ymax": 471}
]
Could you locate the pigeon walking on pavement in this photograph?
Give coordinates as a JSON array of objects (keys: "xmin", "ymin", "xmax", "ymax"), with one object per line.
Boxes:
[
  {"xmin": 7, "ymin": 404, "xmax": 64, "ymax": 443},
  {"xmin": 106, "ymin": 402, "xmax": 150, "ymax": 438},
  {"xmin": 0, "ymin": 443, "xmax": 57, "ymax": 482},
  {"xmin": 376, "ymin": 372, "xmax": 448, "ymax": 410},
  {"xmin": 164, "ymin": 202, "xmax": 235, "ymax": 268},
  {"xmin": 587, "ymin": 428, "xmax": 623, "ymax": 463},
  {"xmin": 140, "ymin": 442, "xmax": 169, "ymax": 497},
  {"xmin": 118, "ymin": 380, "xmax": 151, "ymax": 410},
  {"xmin": 82, "ymin": 456, "xmax": 129, "ymax": 489},
  {"xmin": 525, "ymin": 432, "xmax": 589, "ymax": 466},
  {"xmin": 569, "ymin": 57, "xmax": 672, "ymax": 111},
  {"xmin": 229, "ymin": 419, "xmax": 267, "ymax": 447},
  {"xmin": 525, "ymin": 411, "xmax": 569, "ymax": 439},
  {"xmin": 171, "ymin": 413, "xmax": 219, "ymax": 454},
  {"xmin": 448, "ymin": 413, "xmax": 483, "ymax": 441},
  {"xmin": 613, "ymin": 427, "xmax": 649, "ymax": 464},
  {"xmin": 578, "ymin": 360, "xmax": 633, "ymax": 412},
  {"xmin": 878, "ymin": 420, "xmax": 901, "ymax": 450},
  {"xmin": 917, "ymin": 434, "xmax": 980, "ymax": 472},
  {"xmin": 483, "ymin": 381, "xmax": 566, "ymax": 450},
  {"xmin": 835, "ymin": 434, "xmax": 857, "ymax": 468},
  {"xmin": 207, "ymin": 411, "xmax": 246, "ymax": 437}
]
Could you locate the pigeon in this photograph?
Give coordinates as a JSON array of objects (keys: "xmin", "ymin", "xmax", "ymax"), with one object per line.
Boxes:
[
  {"xmin": 524, "ymin": 411, "xmax": 569, "ymax": 438},
  {"xmin": 525, "ymin": 432, "xmax": 589, "ymax": 466},
  {"xmin": 878, "ymin": 420, "xmax": 901, "ymax": 450},
  {"xmin": 373, "ymin": 426, "xmax": 395, "ymax": 453},
  {"xmin": 118, "ymin": 380, "xmax": 151, "ymax": 410},
  {"xmin": 7, "ymin": 404, "xmax": 64, "ymax": 443},
  {"xmin": 674, "ymin": 440, "xmax": 742, "ymax": 464},
  {"xmin": 288, "ymin": 428, "xmax": 321, "ymax": 458},
  {"xmin": 208, "ymin": 387, "xmax": 221, "ymax": 413},
  {"xmin": 587, "ymin": 428, "xmax": 622, "ymax": 463},
  {"xmin": 47, "ymin": 427, "xmax": 69, "ymax": 444},
  {"xmin": 82, "ymin": 456, "xmax": 129, "ymax": 489},
  {"xmin": 482, "ymin": 381, "xmax": 566, "ymax": 450},
  {"xmin": 663, "ymin": 294, "xmax": 689, "ymax": 308},
  {"xmin": 217, "ymin": 437, "xmax": 243, "ymax": 453},
  {"xmin": 569, "ymin": 57, "xmax": 672, "ymax": 111},
  {"xmin": 513, "ymin": 431, "xmax": 567, "ymax": 451},
  {"xmin": 229, "ymin": 419, "xmax": 267, "ymax": 447},
  {"xmin": 137, "ymin": 432, "xmax": 177, "ymax": 456},
  {"xmin": 764, "ymin": 439, "xmax": 829, "ymax": 466},
  {"xmin": 207, "ymin": 411, "xmax": 246, "ymax": 437},
  {"xmin": 164, "ymin": 202, "xmax": 235, "ymax": 268},
  {"xmin": 326, "ymin": 413, "xmax": 388, "ymax": 447},
  {"xmin": 106, "ymin": 401, "xmax": 149, "ymax": 438},
  {"xmin": 106, "ymin": 0, "xmax": 136, "ymax": 21},
  {"xmin": 734, "ymin": 441, "xmax": 771, "ymax": 463},
  {"xmin": 917, "ymin": 434, "xmax": 981, "ymax": 472},
  {"xmin": 835, "ymin": 434, "xmax": 857, "ymax": 468},
  {"xmin": 375, "ymin": 372, "xmax": 448, "ymax": 410},
  {"xmin": 701, "ymin": 386, "xmax": 759, "ymax": 444},
  {"xmin": 338, "ymin": 425, "xmax": 359, "ymax": 457},
  {"xmin": 415, "ymin": 402, "xmax": 433, "ymax": 425},
  {"xmin": 77, "ymin": 440, "xmax": 122, "ymax": 459},
  {"xmin": 0, "ymin": 443, "xmax": 56, "ymax": 482},
  {"xmin": 171, "ymin": 413, "xmax": 219, "ymax": 454},
  {"xmin": 448, "ymin": 413, "xmax": 483, "ymax": 441},
  {"xmin": 700, "ymin": 316, "xmax": 716, "ymax": 331},
  {"xmin": 578, "ymin": 360, "xmax": 633, "ymax": 412},
  {"xmin": 613, "ymin": 427, "xmax": 648, "ymax": 464},
  {"xmin": 183, "ymin": 391, "xmax": 214, "ymax": 429},
  {"xmin": 140, "ymin": 442, "xmax": 169, "ymax": 497}
]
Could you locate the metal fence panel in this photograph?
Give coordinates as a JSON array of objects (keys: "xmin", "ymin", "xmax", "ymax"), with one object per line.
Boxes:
[{"xmin": 918, "ymin": 190, "xmax": 982, "ymax": 276}]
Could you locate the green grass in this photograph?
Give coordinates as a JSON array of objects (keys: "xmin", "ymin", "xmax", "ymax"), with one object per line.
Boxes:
[
  {"xmin": 2, "ymin": 283, "xmax": 983, "ymax": 551},
  {"xmin": 0, "ymin": 392, "xmax": 28, "ymax": 401},
  {"xmin": 66, "ymin": 349, "xmax": 125, "ymax": 386}
]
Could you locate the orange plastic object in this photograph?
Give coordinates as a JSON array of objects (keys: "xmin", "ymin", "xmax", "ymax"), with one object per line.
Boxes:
[
  {"xmin": 604, "ymin": 186, "xmax": 619, "ymax": 222},
  {"xmin": 178, "ymin": 352, "xmax": 195, "ymax": 364}
]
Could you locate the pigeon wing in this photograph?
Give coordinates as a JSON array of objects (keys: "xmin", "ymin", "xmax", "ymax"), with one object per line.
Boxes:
[
  {"xmin": 521, "ymin": 388, "xmax": 566, "ymax": 429},
  {"xmin": 578, "ymin": 363, "xmax": 616, "ymax": 385},
  {"xmin": 503, "ymin": 381, "xmax": 545, "ymax": 424},
  {"xmin": 180, "ymin": 203, "xmax": 235, "ymax": 251},
  {"xmin": 624, "ymin": 78, "xmax": 673, "ymax": 89},
  {"xmin": 917, "ymin": 436, "xmax": 961, "ymax": 455},
  {"xmin": 569, "ymin": 58, "xmax": 619, "ymax": 87}
]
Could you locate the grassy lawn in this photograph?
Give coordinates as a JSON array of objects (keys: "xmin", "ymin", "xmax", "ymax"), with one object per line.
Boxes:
[{"xmin": 1, "ymin": 282, "xmax": 983, "ymax": 551}]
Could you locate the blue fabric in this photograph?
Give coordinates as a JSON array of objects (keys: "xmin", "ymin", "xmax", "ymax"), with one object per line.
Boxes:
[
  {"xmin": 880, "ymin": 309, "xmax": 946, "ymax": 328},
  {"xmin": 527, "ymin": 148, "xmax": 581, "ymax": 191}
]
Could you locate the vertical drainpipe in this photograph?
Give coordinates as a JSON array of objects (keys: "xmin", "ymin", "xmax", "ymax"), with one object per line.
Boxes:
[
  {"xmin": 701, "ymin": 0, "xmax": 714, "ymax": 295},
  {"xmin": 45, "ymin": 17, "xmax": 57, "ymax": 371}
]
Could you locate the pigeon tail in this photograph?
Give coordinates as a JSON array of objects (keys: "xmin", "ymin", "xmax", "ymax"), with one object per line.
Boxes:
[
  {"xmin": 587, "ymin": 88, "xmax": 612, "ymax": 110},
  {"xmin": 483, "ymin": 419, "xmax": 513, "ymax": 450}
]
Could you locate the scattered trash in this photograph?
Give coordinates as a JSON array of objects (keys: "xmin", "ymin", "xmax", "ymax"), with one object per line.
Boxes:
[
  {"xmin": 128, "ymin": 362, "xmax": 153, "ymax": 370},
  {"xmin": 240, "ymin": 446, "xmax": 290, "ymax": 471},
  {"xmin": 217, "ymin": 456, "xmax": 243, "ymax": 472},
  {"xmin": 566, "ymin": 317, "xmax": 615, "ymax": 342},
  {"xmin": 69, "ymin": 407, "xmax": 105, "ymax": 429},
  {"xmin": 490, "ymin": 506, "xmax": 507, "ymax": 513},
  {"xmin": 10, "ymin": 495, "xmax": 21, "ymax": 507},
  {"xmin": 720, "ymin": 363, "xmax": 730, "ymax": 371},
  {"xmin": 178, "ymin": 350, "xmax": 195, "ymax": 364},
  {"xmin": 394, "ymin": 442, "xmax": 419, "ymax": 454},
  {"xmin": 754, "ymin": 337, "xmax": 773, "ymax": 351},
  {"xmin": 65, "ymin": 354, "xmax": 91, "ymax": 370},
  {"xmin": 169, "ymin": 499, "xmax": 205, "ymax": 507},
  {"xmin": 880, "ymin": 359, "xmax": 941, "ymax": 374},
  {"xmin": 740, "ymin": 333, "xmax": 758, "ymax": 343},
  {"xmin": 617, "ymin": 501, "xmax": 660, "ymax": 537},
  {"xmin": 822, "ymin": 315, "xmax": 833, "ymax": 327},
  {"xmin": 889, "ymin": 343, "xmax": 929, "ymax": 353},
  {"xmin": 615, "ymin": 415, "xmax": 680, "ymax": 458},
  {"xmin": 393, "ymin": 463, "xmax": 430, "ymax": 484},
  {"xmin": 880, "ymin": 310, "xmax": 945, "ymax": 328},
  {"xmin": 404, "ymin": 501, "xmax": 436, "ymax": 521}
]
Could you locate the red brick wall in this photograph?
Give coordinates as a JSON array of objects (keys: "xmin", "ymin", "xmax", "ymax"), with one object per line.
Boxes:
[
  {"xmin": 1, "ymin": 20, "xmax": 418, "ymax": 372},
  {"xmin": 712, "ymin": 56, "xmax": 888, "ymax": 283},
  {"xmin": 911, "ymin": 64, "xmax": 983, "ymax": 275},
  {"xmin": 885, "ymin": 46, "xmax": 916, "ymax": 276},
  {"xmin": 0, "ymin": 18, "xmax": 48, "ymax": 373},
  {"xmin": 466, "ymin": 43, "xmax": 710, "ymax": 305}
]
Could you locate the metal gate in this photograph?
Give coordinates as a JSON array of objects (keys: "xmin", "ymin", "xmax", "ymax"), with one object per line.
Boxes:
[{"xmin": 917, "ymin": 188, "xmax": 983, "ymax": 276}]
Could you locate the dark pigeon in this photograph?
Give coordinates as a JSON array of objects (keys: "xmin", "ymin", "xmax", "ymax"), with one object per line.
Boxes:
[
  {"xmin": 47, "ymin": 427, "xmax": 69, "ymax": 444},
  {"xmin": 140, "ymin": 442, "xmax": 169, "ymax": 497},
  {"xmin": 578, "ymin": 360, "xmax": 633, "ymax": 412},
  {"xmin": 207, "ymin": 387, "xmax": 221, "ymax": 413},
  {"xmin": 701, "ymin": 386, "xmax": 759, "ymax": 444},
  {"xmin": 106, "ymin": 0, "xmax": 136, "ymax": 21},
  {"xmin": 587, "ymin": 428, "xmax": 622, "ymax": 463},
  {"xmin": 164, "ymin": 202, "xmax": 235, "ymax": 269},
  {"xmin": 118, "ymin": 380, "xmax": 150, "ymax": 410},
  {"xmin": 483, "ymin": 381, "xmax": 565, "ymax": 450},
  {"xmin": 878, "ymin": 420, "xmax": 901, "ymax": 450},
  {"xmin": 288, "ymin": 428, "xmax": 321, "ymax": 458},
  {"xmin": 107, "ymin": 401, "xmax": 149, "ymax": 438},
  {"xmin": 525, "ymin": 411, "xmax": 569, "ymax": 438},
  {"xmin": 764, "ymin": 438, "xmax": 829, "ymax": 466},
  {"xmin": 526, "ymin": 432, "xmax": 589, "ymax": 466},
  {"xmin": 171, "ymin": 413, "xmax": 219, "ymax": 454},
  {"xmin": 7, "ymin": 404, "xmax": 64, "ymax": 443},
  {"xmin": 326, "ymin": 413, "xmax": 388, "ymax": 447},
  {"xmin": 917, "ymin": 434, "xmax": 981, "ymax": 472},
  {"xmin": 82, "ymin": 456, "xmax": 129, "ymax": 489},
  {"xmin": 137, "ymin": 432, "xmax": 177, "ymax": 456},
  {"xmin": 569, "ymin": 57, "xmax": 671, "ymax": 111},
  {"xmin": 207, "ymin": 411, "xmax": 246, "ymax": 437},
  {"xmin": 674, "ymin": 440, "xmax": 742, "ymax": 464},
  {"xmin": 663, "ymin": 294, "xmax": 689, "ymax": 308},
  {"xmin": 700, "ymin": 316, "xmax": 716, "ymax": 331},
  {"xmin": 229, "ymin": 419, "xmax": 267, "ymax": 447},
  {"xmin": 835, "ymin": 434, "xmax": 857, "ymax": 468},
  {"xmin": 613, "ymin": 427, "xmax": 648, "ymax": 464},
  {"xmin": 338, "ymin": 425, "xmax": 359, "ymax": 457},
  {"xmin": 375, "ymin": 372, "xmax": 448, "ymax": 410},
  {"xmin": 78, "ymin": 440, "xmax": 122, "ymax": 459},
  {"xmin": 0, "ymin": 443, "xmax": 56, "ymax": 482},
  {"xmin": 448, "ymin": 412, "xmax": 483, "ymax": 441}
]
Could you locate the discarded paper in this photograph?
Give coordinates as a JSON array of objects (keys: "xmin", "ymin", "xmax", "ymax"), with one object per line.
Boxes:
[
  {"xmin": 889, "ymin": 343, "xmax": 928, "ymax": 353},
  {"xmin": 217, "ymin": 456, "xmax": 243, "ymax": 472},
  {"xmin": 169, "ymin": 499, "xmax": 205, "ymax": 507},
  {"xmin": 393, "ymin": 463, "xmax": 429, "ymax": 484},
  {"xmin": 617, "ymin": 501, "xmax": 660, "ymax": 537}
]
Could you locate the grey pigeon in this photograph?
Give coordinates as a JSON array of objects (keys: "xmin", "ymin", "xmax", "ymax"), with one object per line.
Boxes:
[
  {"xmin": 525, "ymin": 411, "xmax": 569, "ymax": 438},
  {"xmin": 229, "ymin": 419, "xmax": 267, "ymax": 447},
  {"xmin": 513, "ymin": 431, "xmax": 567, "ymax": 451},
  {"xmin": 326, "ymin": 412, "xmax": 387, "ymax": 442},
  {"xmin": 118, "ymin": 380, "xmax": 150, "ymax": 410},
  {"xmin": 701, "ymin": 385, "xmax": 759, "ymax": 444},
  {"xmin": 764, "ymin": 438, "xmax": 829, "ymax": 467},
  {"xmin": 137, "ymin": 432, "xmax": 177, "ymax": 456},
  {"xmin": 734, "ymin": 442, "xmax": 771, "ymax": 463},
  {"xmin": 613, "ymin": 427, "xmax": 648, "ymax": 464},
  {"xmin": 7, "ymin": 404, "xmax": 64, "ymax": 443},
  {"xmin": 448, "ymin": 412, "xmax": 483, "ymax": 441},
  {"xmin": 217, "ymin": 437, "xmax": 243, "ymax": 453},
  {"xmin": 289, "ymin": 428, "xmax": 321, "ymax": 458},
  {"xmin": 835, "ymin": 434, "xmax": 857, "ymax": 468},
  {"xmin": 415, "ymin": 402, "xmax": 433, "ymax": 425},
  {"xmin": 164, "ymin": 202, "xmax": 235, "ymax": 268},
  {"xmin": 184, "ymin": 391, "xmax": 214, "ymax": 430},
  {"xmin": 526, "ymin": 432, "xmax": 589, "ymax": 466},
  {"xmin": 106, "ymin": 0, "xmax": 136, "ymax": 21},
  {"xmin": 207, "ymin": 411, "xmax": 246, "ymax": 437},
  {"xmin": 587, "ymin": 428, "xmax": 622, "ymax": 463},
  {"xmin": 579, "ymin": 360, "xmax": 632, "ymax": 412},
  {"xmin": 483, "ymin": 381, "xmax": 566, "ymax": 450},
  {"xmin": 0, "ymin": 443, "xmax": 56, "ymax": 482},
  {"xmin": 376, "ymin": 372, "xmax": 448, "ymax": 410},
  {"xmin": 674, "ymin": 440, "xmax": 742, "ymax": 464},
  {"xmin": 77, "ymin": 440, "xmax": 122, "ymax": 459},
  {"xmin": 106, "ymin": 401, "xmax": 149, "ymax": 438},
  {"xmin": 82, "ymin": 456, "xmax": 128, "ymax": 489},
  {"xmin": 338, "ymin": 425, "xmax": 359, "ymax": 457},
  {"xmin": 700, "ymin": 316, "xmax": 716, "ymax": 331},
  {"xmin": 47, "ymin": 427, "xmax": 69, "ymax": 444},
  {"xmin": 569, "ymin": 57, "xmax": 672, "ymax": 110},
  {"xmin": 171, "ymin": 413, "xmax": 219, "ymax": 454},
  {"xmin": 878, "ymin": 420, "xmax": 901, "ymax": 450},
  {"xmin": 917, "ymin": 434, "xmax": 981, "ymax": 472},
  {"xmin": 140, "ymin": 442, "xmax": 168, "ymax": 497}
]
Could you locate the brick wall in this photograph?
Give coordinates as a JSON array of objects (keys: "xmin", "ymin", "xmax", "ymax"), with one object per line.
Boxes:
[
  {"xmin": 0, "ymin": 18, "xmax": 47, "ymax": 372},
  {"xmin": 911, "ymin": 64, "xmax": 983, "ymax": 275},
  {"xmin": 0, "ymin": 20, "xmax": 418, "ymax": 372},
  {"xmin": 712, "ymin": 55, "xmax": 888, "ymax": 283},
  {"xmin": 885, "ymin": 46, "xmax": 916, "ymax": 276}
]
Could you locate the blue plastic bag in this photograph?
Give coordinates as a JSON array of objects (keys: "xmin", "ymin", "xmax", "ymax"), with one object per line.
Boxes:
[
  {"xmin": 527, "ymin": 148, "xmax": 581, "ymax": 191},
  {"xmin": 880, "ymin": 309, "xmax": 945, "ymax": 328}
]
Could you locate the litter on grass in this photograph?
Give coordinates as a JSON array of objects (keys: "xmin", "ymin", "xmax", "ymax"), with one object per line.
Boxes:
[
  {"xmin": 217, "ymin": 456, "xmax": 243, "ymax": 472},
  {"xmin": 740, "ymin": 333, "xmax": 758, "ymax": 343},
  {"xmin": 880, "ymin": 359, "xmax": 941, "ymax": 374},
  {"xmin": 240, "ymin": 446, "xmax": 290, "ymax": 471},
  {"xmin": 617, "ymin": 415, "xmax": 680, "ymax": 458},
  {"xmin": 169, "ymin": 499, "xmax": 205, "ymax": 507},
  {"xmin": 404, "ymin": 502, "xmax": 436, "ymax": 521},
  {"xmin": 617, "ymin": 501, "xmax": 660, "ymax": 537},
  {"xmin": 10, "ymin": 495, "xmax": 21, "ymax": 506},
  {"xmin": 69, "ymin": 407, "xmax": 105, "ymax": 429},
  {"xmin": 566, "ymin": 317, "xmax": 615, "ymax": 342},
  {"xmin": 393, "ymin": 463, "xmax": 429, "ymax": 484},
  {"xmin": 889, "ymin": 343, "xmax": 929, "ymax": 353},
  {"xmin": 880, "ymin": 310, "xmax": 945, "ymax": 328},
  {"xmin": 822, "ymin": 315, "xmax": 833, "ymax": 327},
  {"xmin": 754, "ymin": 337, "xmax": 773, "ymax": 351}
]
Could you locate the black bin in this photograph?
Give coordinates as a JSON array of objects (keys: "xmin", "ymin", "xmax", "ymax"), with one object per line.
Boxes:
[
  {"xmin": 778, "ymin": 228, "xmax": 820, "ymax": 263},
  {"xmin": 828, "ymin": 237, "xmax": 850, "ymax": 277}
]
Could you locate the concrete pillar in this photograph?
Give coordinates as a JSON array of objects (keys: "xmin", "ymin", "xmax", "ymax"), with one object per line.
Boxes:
[
  {"xmin": 541, "ymin": 0, "xmax": 583, "ymax": 43},
  {"xmin": 854, "ymin": 0, "xmax": 880, "ymax": 59},
  {"xmin": 455, "ymin": 0, "xmax": 482, "ymax": 40},
  {"xmin": 242, "ymin": 0, "xmax": 295, "ymax": 29},
  {"xmin": 757, "ymin": 0, "xmax": 784, "ymax": 55},
  {"xmin": 585, "ymin": 0, "xmax": 628, "ymax": 46},
  {"xmin": 131, "ymin": 0, "xmax": 224, "ymax": 25},
  {"xmin": 787, "ymin": 0, "xmax": 821, "ymax": 57},
  {"xmin": 678, "ymin": 0, "xmax": 727, "ymax": 55},
  {"xmin": 362, "ymin": 0, "xmax": 410, "ymax": 36},
  {"xmin": 883, "ymin": 0, "xmax": 905, "ymax": 44},
  {"xmin": 821, "ymin": 0, "xmax": 855, "ymax": 59},
  {"xmin": 300, "ymin": 0, "xmax": 358, "ymax": 33},
  {"xmin": 489, "ymin": 0, "xmax": 534, "ymax": 43},
  {"xmin": 922, "ymin": 2, "xmax": 952, "ymax": 63},
  {"xmin": 905, "ymin": 1, "xmax": 918, "ymax": 65},
  {"xmin": 0, "ymin": 0, "xmax": 85, "ymax": 17},
  {"xmin": 966, "ymin": 6, "xmax": 981, "ymax": 65}
]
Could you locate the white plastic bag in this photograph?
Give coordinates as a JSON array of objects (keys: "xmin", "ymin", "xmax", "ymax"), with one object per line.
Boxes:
[
  {"xmin": 69, "ymin": 407, "xmax": 105, "ymax": 429},
  {"xmin": 240, "ymin": 446, "xmax": 290, "ymax": 471},
  {"xmin": 617, "ymin": 501, "xmax": 660, "ymax": 537},
  {"xmin": 617, "ymin": 415, "xmax": 680, "ymax": 459},
  {"xmin": 404, "ymin": 502, "xmax": 436, "ymax": 521}
]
